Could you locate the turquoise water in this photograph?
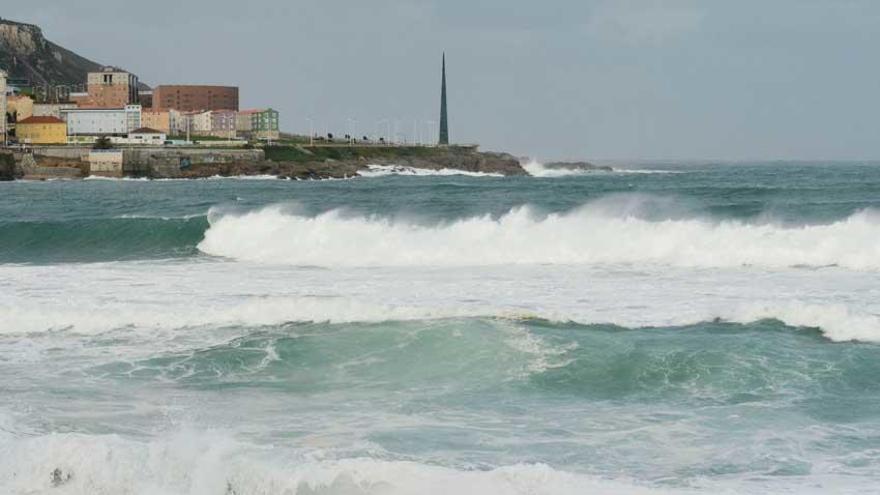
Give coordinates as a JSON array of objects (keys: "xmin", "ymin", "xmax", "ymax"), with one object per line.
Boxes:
[{"xmin": 1, "ymin": 163, "xmax": 879, "ymax": 493}]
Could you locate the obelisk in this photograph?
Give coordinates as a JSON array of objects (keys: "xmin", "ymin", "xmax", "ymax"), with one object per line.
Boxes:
[{"xmin": 439, "ymin": 53, "xmax": 449, "ymax": 145}]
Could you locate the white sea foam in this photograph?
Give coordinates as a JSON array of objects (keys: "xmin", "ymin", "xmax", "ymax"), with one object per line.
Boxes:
[
  {"xmin": 523, "ymin": 159, "xmax": 684, "ymax": 177},
  {"xmin": 2, "ymin": 257, "xmax": 878, "ymax": 342},
  {"xmin": 197, "ymin": 202, "xmax": 880, "ymax": 270},
  {"xmin": 83, "ymin": 176, "xmax": 151, "ymax": 181},
  {"xmin": 358, "ymin": 164, "xmax": 504, "ymax": 178},
  {"xmin": 0, "ymin": 428, "xmax": 681, "ymax": 495},
  {"xmin": 522, "ymin": 160, "xmax": 597, "ymax": 177},
  {"xmin": 206, "ymin": 174, "xmax": 285, "ymax": 180},
  {"xmin": 728, "ymin": 302, "xmax": 880, "ymax": 343}
]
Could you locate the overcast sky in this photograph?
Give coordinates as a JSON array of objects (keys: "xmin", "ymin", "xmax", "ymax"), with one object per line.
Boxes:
[{"xmin": 7, "ymin": 1, "xmax": 880, "ymax": 160}]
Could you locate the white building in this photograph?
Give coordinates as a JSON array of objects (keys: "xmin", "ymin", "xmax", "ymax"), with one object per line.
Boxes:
[
  {"xmin": 62, "ymin": 105, "xmax": 142, "ymax": 136},
  {"xmin": 191, "ymin": 111, "xmax": 212, "ymax": 135},
  {"xmin": 127, "ymin": 127, "xmax": 166, "ymax": 145},
  {"xmin": 0, "ymin": 70, "xmax": 7, "ymax": 143}
]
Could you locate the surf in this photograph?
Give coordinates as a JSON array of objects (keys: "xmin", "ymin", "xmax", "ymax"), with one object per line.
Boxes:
[{"xmin": 197, "ymin": 202, "xmax": 880, "ymax": 270}]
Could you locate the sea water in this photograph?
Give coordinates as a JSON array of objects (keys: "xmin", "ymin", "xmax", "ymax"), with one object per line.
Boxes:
[{"xmin": 1, "ymin": 162, "xmax": 879, "ymax": 494}]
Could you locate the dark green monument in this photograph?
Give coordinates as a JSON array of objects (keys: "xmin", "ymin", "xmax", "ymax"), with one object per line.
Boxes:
[{"xmin": 439, "ymin": 53, "xmax": 449, "ymax": 145}]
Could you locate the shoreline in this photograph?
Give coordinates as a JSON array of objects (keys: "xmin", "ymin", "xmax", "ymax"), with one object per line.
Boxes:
[{"xmin": 2, "ymin": 145, "xmax": 530, "ymax": 180}]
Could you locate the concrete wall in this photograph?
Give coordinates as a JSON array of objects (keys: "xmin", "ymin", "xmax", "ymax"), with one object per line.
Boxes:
[
  {"xmin": 15, "ymin": 153, "xmax": 83, "ymax": 179},
  {"xmin": 31, "ymin": 146, "xmax": 91, "ymax": 161},
  {"xmin": 123, "ymin": 148, "xmax": 264, "ymax": 176},
  {"xmin": 30, "ymin": 146, "xmax": 264, "ymax": 177}
]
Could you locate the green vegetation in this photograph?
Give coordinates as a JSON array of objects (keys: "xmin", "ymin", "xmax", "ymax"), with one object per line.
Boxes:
[
  {"xmin": 264, "ymin": 145, "xmax": 457, "ymax": 163},
  {"xmin": 92, "ymin": 136, "xmax": 113, "ymax": 150},
  {"xmin": 167, "ymin": 135, "xmax": 236, "ymax": 142}
]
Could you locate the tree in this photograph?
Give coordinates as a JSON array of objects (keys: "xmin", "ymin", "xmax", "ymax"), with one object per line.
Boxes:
[{"xmin": 93, "ymin": 136, "xmax": 113, "ymax": 150}]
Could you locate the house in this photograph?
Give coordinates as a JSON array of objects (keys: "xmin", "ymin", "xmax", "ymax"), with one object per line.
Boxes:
[
  {"xmin": 127, "ymin": 127, "xmax": 166, "ymax": 145},
  {"xmin": 16, "ymin": 116, "xmax": 68, "ymax": 144}
]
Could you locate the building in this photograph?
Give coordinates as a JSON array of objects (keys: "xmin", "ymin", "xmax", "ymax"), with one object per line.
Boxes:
[
  {"xmin": 252, "ymin": 108, "xmax": 280, "ymax": 140},
  {"xmin": 62, "ymin": 105, "xmax": 142, "ymax": 136},
  {"xmin": 138, "ymin": 90, "xmax": 153, "ymax": 109},
  {"xmin": 7, "ymin": 94, "xmax": 34, "ymax": 122},
  {"xmin": 71, "ymin": 67, "xmax": 140, "ymax": 108},
  {"xmin": 127, "ymin": 127, "xmax": 166, "ymax": 145},
  {"xmin": 88, "ymin": 150, "xmax": 124, "ymax": 177},
  {"xmin": 210, "ymin": 109, "xmax": 237, "ymax": 138},
  {"xmin": 0, "ymin": 69, "xmax": 7, "ymax": 143},
  {"xmin": 152, "ymin": 85, "xmax": 238, "ymax": 112},
  {"xmin": 235, "ymin": 109, "xmax": 256, "ymax": 133},
  {"xmin": 33, "ymin": 103, "xmax": 77, "ymax": 119},
  {"xmin": 238, "ymin": 108, "xmax": 279, "ymax": 140},
  {"xmin": 16, "ymin": 116, "xmax": 68, "ymax": 144},
  {"xmin": 191, "ymin": 111, "xmax": 212, "ymax": 135},
  {"xmin": 141, "ymin": 109, "xmax": 181, "ymax": 135}
]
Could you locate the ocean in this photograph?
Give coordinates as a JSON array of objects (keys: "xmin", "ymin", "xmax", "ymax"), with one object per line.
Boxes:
[{"xmin": 1, "ymin": 162, "xmax": 879, "ymax": 494}]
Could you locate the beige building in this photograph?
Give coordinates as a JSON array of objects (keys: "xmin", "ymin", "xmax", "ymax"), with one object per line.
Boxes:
[
  {"xmin": 72, "ymin": 67, "xmax": 140, "ymax": 108},
  {"xmin": 88, "ymin": 150, "xmax": 124, "ymax": 177},
  {"xmin": 16, "ymin": 116, "xmax": 68, "ymax": 144},
  {"xmin": 235, "ymin": 109, "xmax": 256, "ymax": 133},
  {"xmin": 141, "ymin": 109, "xmax": 181, "ymax": 135},
  {"xmin": 191, "ymin": 110, "xmax": 212, "ymax": 135},
  {"xmin": 7, "ymin": 94, "xmax": 33, "ymax": 122},
  {"xmin": 33, "ymin": 103, "xmax": 78, "ymax": 119}
]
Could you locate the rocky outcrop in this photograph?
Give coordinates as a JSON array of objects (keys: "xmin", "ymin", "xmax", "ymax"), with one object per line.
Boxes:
[
  {"xmin": 0, "ymin": 152, "xmax": 15, "ymax": 180},
  {"xmin": 172, "ymin": 146, "xmax": 527, "ymax": 179}
]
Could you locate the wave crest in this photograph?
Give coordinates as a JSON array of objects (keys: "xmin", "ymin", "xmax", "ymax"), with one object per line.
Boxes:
[{"xmin": 197, "ymin": 203, "xmax": 880, "ymax": 270}]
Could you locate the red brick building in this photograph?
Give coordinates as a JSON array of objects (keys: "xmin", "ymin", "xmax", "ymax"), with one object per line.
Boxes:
[{"xmin": 151, "ymin": 85, "xmax": 239, "ymax": 112}]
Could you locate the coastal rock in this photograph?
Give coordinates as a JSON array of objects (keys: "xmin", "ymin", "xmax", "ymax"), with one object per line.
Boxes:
[{"xmin": 172, "ymin": 146, "xmax": 527, "ymax": 180}]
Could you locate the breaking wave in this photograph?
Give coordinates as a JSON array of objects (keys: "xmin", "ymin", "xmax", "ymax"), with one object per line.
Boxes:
[
  {"xmin": 197, "ymin": 202, "xmax": 880, "ymax": 270},
  {"xmin": 522, "ymin": 160, "xmax": 679, "ymax": 177},
  {"xmin": 0, "ymin": 429, "xmax": 674, "ymax": 495},
  {"xmin": 357, "ymin": 164, "xmax": 504, "ymax": 178},
  {"xmin": 521, "ymin": 160, "xmax": 603, "ymax": 177}
]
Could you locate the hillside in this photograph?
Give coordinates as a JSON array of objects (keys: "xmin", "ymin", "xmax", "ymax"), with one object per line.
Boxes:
[{"xmin": 0, "ymin": 17, "xmax": 103, "ymax": 85}]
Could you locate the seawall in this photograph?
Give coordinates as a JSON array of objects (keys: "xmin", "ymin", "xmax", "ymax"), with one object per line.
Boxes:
[{"xmin": 26, "ymin": 146, "xmax": 265, "ymax": 178}]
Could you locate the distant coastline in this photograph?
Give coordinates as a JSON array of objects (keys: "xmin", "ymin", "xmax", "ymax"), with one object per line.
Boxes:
[{"xmin": 0, "ymin": 144, "xmax": 529, "ymax": 180}]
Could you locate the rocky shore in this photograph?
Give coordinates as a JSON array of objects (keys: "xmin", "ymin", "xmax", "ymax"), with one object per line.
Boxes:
[
  {"xmin": 5, "ymin": 145, "xmax": 528, "ymax": 180},
  {"xmin": 174, "ymin": 145, "xmax": 527, "ymax": 180}
]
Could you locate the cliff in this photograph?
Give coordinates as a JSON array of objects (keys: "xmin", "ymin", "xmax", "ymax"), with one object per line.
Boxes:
[{"xmin": 0, "ymin": 18, "xmax": 105, "ymax": 86}]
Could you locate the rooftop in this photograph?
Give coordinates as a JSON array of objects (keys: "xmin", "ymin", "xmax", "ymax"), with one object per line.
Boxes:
[
  {"xmin": 130, "ymin": 127, "xmax": 164, "ymax": 134},
  {"xmin": 18, "ymin": 116, "xmax": 65, "ymax": 125}
]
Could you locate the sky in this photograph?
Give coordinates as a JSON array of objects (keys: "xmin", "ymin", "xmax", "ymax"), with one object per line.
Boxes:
[{"xmin": 6, "ymin": 0, "xmax": 880, "ymax": 161}]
